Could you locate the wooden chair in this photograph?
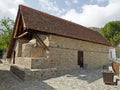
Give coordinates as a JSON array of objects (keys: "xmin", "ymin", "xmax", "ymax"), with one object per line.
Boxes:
[
  {"xmin": 102, "ymin": 62, "xmax": 120, "ymax": 85},
  {"xmin": 112, "ymin": 62, "xmax": 119, "ymax": 77},
  {"xmin": 112, "ymin": 62, "xmax": 120, "ymax": 85}
]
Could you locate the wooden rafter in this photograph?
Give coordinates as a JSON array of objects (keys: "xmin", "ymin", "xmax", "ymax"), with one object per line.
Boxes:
[
  {"xmin": 33, "ymin": 33, "xmax": 49, "ymax": 51},
  {"xmin": 20, "ymin": 6, "xmax": 26, "ymax": 29},
  {"xmin": 17, "ymin": 18, "xmax": 23, "ymax": 36},
  {"xmin": 13, "ymin": 12, "xmax": 21, "ymax": 38},
  {"xmin": 15, "ymin": 32, "xmax": 28, "ymax": 39}
]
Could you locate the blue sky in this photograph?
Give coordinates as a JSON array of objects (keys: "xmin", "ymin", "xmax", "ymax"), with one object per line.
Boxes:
[{"xmin": 0, "ymin": 0, "xmax": 120, "ymax": 27}]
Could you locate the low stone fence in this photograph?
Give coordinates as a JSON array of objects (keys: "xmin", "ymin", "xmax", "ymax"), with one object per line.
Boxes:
[
  {"xmin": 10, "ymin": 64, "xmax": 57, "ymax": 80},
  {"xmin": 10, "ymin": 64, "xmax": 80, "ymax": 81},
  {"xmin": 31, "ymin": 68, "xmax": 57, "ymax": 80},
  {"xmin": 10, "ymin": 65, "xmax": 26, "ymax": 80}
]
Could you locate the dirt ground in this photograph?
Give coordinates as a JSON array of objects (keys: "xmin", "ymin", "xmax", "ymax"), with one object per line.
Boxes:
[{"xmin": 0, "ymin": 64, "xmax": 120, "ymax": 90}]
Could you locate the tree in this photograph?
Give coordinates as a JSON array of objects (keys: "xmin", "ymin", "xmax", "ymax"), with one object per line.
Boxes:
[
  {"xmin": 0, "ymin": 17, "xmax": 14, "ymax": 50},
  {"xmin": 100, "ymin": 21, "xmax": 120, "ymax": 47}
]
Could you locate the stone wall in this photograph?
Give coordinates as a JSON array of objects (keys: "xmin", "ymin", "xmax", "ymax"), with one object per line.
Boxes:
[
  {"xmin": 15, "ymin": 39, "xmax": 28, "ymax": 57},
  {"xmin": 84, "ymin": 51, "xmax": 108, "ymax": 68},
  {"xmin": 31, "ymin": 58, "xmax": 51, "ymax": 69},
  {"xmin": 15, "ymin": 57, "xmax": 32, "ymax": 69},
  {"xmin": 15, "ymin": 34, "xmax": 109, "ymax": 70},
  {"xmin": 15, "ymin": 38, "xmax": 47, "ymax": 58},
  {"xmin": 47, "ymin": 34, "xmax": 109, "ymax": 69},
  {"xmin": 22, "ymin": 43, "xmax": 45, "ymax": 58},
  {"xmin": 10, "ymin": 39, "xmax": 28, "ymax": 64},
  {"xmin": 15, "ymin": 57, "xmax": 80, "ymax": 70},
  {"xmin": 49, "ymin": 35, "xmax": 108, "ymax": 52},
  {"xmin": 48, "ymin": 47, "xmax": 78, "ymax": 67},
  {"xmin": 15, "ymin": 57, "xmax": 54, "ymax": 69}
]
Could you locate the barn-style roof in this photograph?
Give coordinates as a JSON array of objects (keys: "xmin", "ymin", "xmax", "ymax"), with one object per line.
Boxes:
[{"xmin": 7, "ymin": 5, "xmax": 111, "ymax": 58}]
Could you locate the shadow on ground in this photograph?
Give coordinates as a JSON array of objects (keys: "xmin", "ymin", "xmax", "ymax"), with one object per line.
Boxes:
[
  {"xmin": 0, "ymin": 64, "xmax": 55, "ymax": 90},
  {"xmin": 66, "ymin": 68, "xmax": 103, "ymax": 83},
  {"xmin": 1, "ymin": 64, "xmax": 118, "ymax": 90}
]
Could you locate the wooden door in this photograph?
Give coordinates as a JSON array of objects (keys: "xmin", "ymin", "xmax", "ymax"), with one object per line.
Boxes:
[
  {"xmin": 78, "ymin": 51, "xmax": 84, "ymax": 68},
  {"xmin": 13, "ymin": 51, "xmax": 16, "ymax": 64}
]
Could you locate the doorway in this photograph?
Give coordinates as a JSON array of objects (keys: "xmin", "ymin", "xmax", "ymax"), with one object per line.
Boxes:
[
  {"xmin": 13, "ymin": 51, "xmax": 16, "ymax": 64},
  {"xmin": 78, "ymin": 51, "xmax": 84, "ymax": 68}
]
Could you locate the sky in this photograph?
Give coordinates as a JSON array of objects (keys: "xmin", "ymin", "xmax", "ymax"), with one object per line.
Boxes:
[{"xmin": 0, "ymin": 0, "xmax": 120, "ymax": 28}]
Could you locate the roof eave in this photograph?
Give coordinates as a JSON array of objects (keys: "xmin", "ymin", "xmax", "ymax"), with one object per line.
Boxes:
[{"xmin": 7, "ymin": 6, "xmax": 27, "ymax": 58}]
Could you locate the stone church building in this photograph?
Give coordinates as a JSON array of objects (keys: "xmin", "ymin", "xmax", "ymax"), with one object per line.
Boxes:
[{"xmin": 7, "ymin": 5, "xmax": 111, "ymax": 80}]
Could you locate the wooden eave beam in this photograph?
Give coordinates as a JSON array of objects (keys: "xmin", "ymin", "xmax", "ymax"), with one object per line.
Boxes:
[
  {"xmin": 20, "ymin": 6, "xmax": 26, "ymax": 30},
  {"xmin": 13, "ymin": 9, "xmax": 26, "ymax": 38},
  {"xmin": 15, "ymin": 32, "xmax": 28, "ymax": 39},
  {"xmin": 7, "ymin": 10, "xmax": 21, "ymax": 58},
  {"xmin": 17, "ymin": 18, "xmax": 23, "ymax": 36},
  {"xmin": 33, "ymin": 33, "xmax": 49, "ymax": 51}
]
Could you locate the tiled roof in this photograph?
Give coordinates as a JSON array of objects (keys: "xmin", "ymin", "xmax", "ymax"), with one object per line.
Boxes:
[{"xmin": 19, "ymin": 5, "xmax": 110, "ymax": 46}]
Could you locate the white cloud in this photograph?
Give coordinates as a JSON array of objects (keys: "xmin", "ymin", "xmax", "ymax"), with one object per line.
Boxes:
[
  {"xmin": 38, "ymin": 0, "xmax": 58, "ymax": 11},
  {"xmin": 62, "ymin": 0, "xmax": 120, "ymax": 27},
  {"xmin": 73, "ymin": 0, "xmax": 79, "ymax": 4},
  {"xmin": 38, "ymin": 0, "xmax": 63, "ymax": 15},
  {"xmin": 65, "ymin": 0, "xmax": 78, "ymax": 6},
  {"xmin": 0, "ymin": 0, "xmax": 24, "ymax": 20},
  {"xmin": 109, "ymin": 0, "xmax": 119, "ymax": 3},
  {"xmin": 97, "ymin": 0, "xmax": 106, "ymax": 3},
  {"xmin": 90, "ymin": 0, "xmax": 107, "ymax": 3},
  {"xmin": 65, "ymin": 0, "xmax": 71, "ymax": 6}
]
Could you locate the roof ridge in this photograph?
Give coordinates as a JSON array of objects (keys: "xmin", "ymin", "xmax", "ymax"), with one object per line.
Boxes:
[{"xmin": 19, "ymin": 4, "xmax": 95, "ymax": 32}]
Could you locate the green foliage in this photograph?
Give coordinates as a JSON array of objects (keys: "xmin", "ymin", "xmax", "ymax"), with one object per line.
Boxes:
[
  {"xmin": 100, "ymin": 21, "xmax": 120, "ymax": 47},
  {"xmin": 0, "ymin": 17, "xmax": 14, "ymax": 49}
]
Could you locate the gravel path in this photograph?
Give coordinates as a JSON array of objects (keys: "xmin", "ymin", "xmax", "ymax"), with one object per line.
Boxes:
[{"xmin": 0, "ymin": 64, "xmax": 120, "ymax": 90}]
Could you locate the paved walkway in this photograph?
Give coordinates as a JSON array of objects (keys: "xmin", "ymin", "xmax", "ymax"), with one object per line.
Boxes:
[{"xmin": 0, "ymin": 64, "xmax": 120, "ymax": 90}]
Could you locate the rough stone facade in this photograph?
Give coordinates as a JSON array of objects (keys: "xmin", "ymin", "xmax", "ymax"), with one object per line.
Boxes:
[
  {"xmin": 15, "ymin": 39, "xmax": 28, "ymax": 57},
  {"xmin": 22, "ymin": 43, "xmax": 45, "ymax": 57},
  {"xmin": 15, "ymin": 34, "xmax": 109, "ymax": 69},
  {"xmin": 48, "ymin": 34, "xmax": 109, "ymax": 69},
  {"xmin": 13, "ymin": 34, "xmax": 109, "ymax": 80},
  {"xmin": 14, "ymin": 57, "xmax": 32, "ymax": 69}
]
